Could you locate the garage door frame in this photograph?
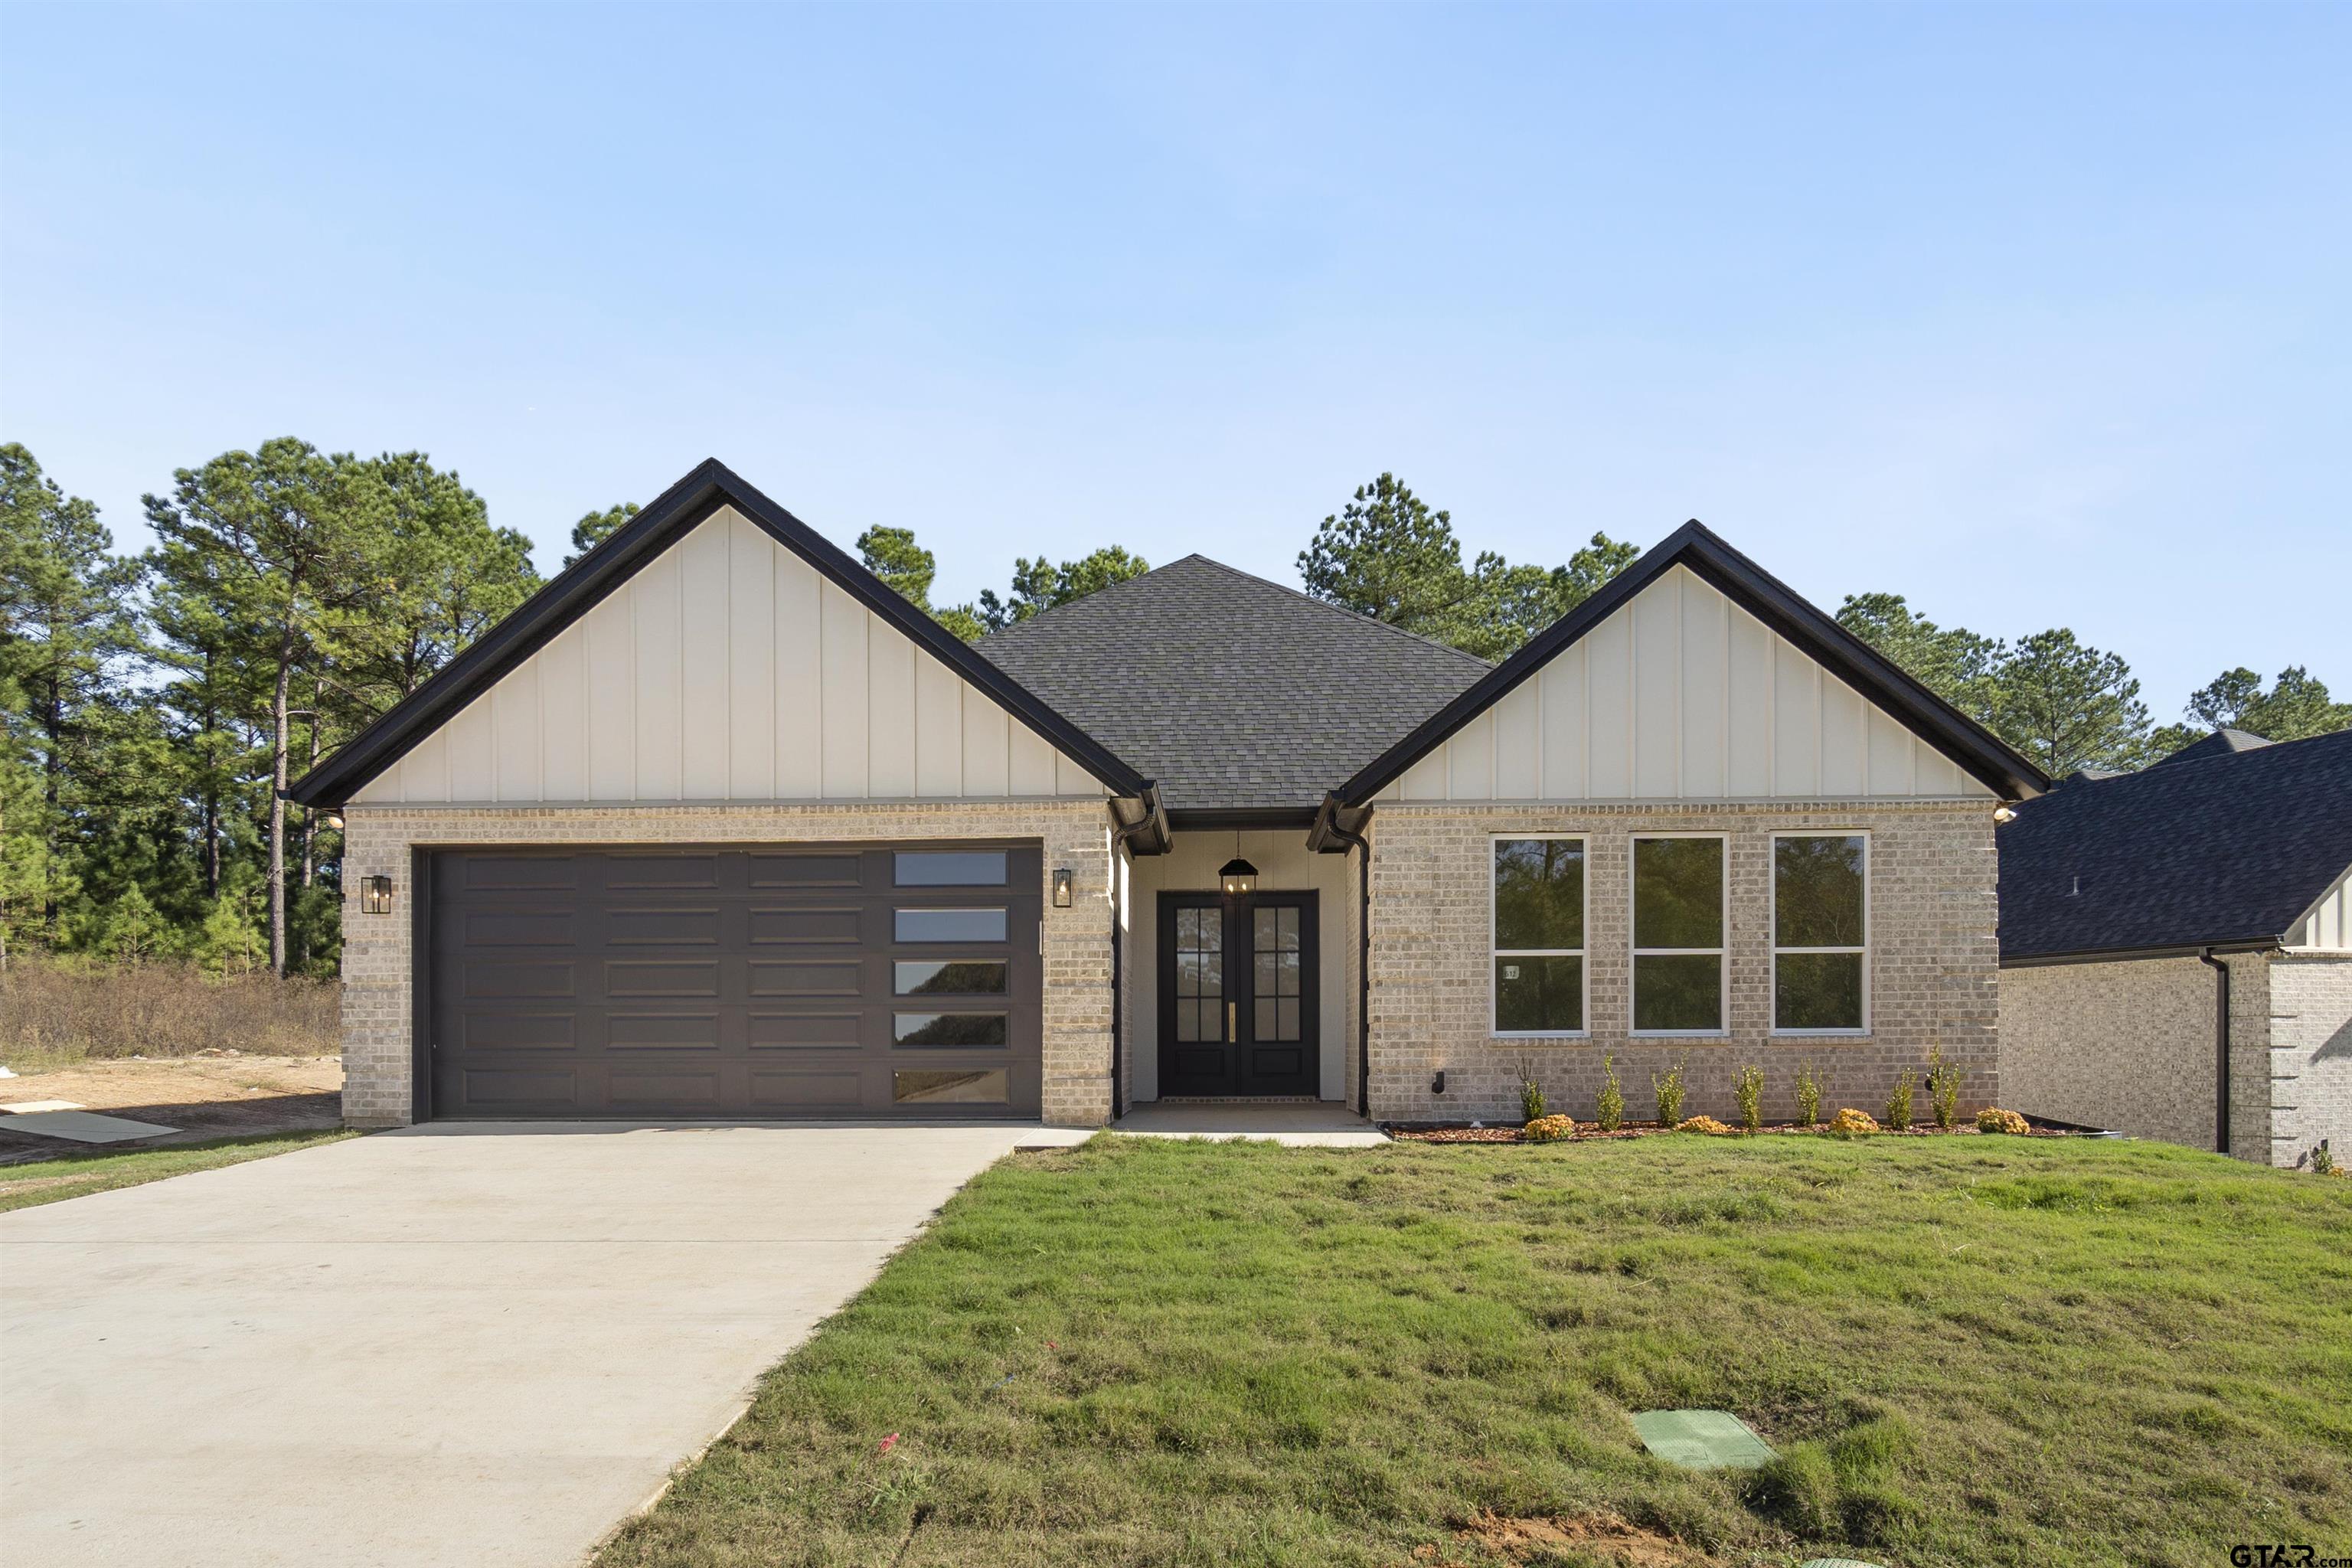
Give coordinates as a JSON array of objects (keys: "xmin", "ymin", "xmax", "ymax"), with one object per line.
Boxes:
[{"xmin": 409, "ymin": 839, "xmax": 1047, "ymax": 1122}]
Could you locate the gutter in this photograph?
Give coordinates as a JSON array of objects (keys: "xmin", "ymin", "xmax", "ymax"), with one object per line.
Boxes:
[
  {"xmin": 1311, "ymin": 794, "xmax": 1376, "ymax": 1119},
  {"xmin": 2199, "ymin": 949, "xmax": 2232, "ymax": 1158}
]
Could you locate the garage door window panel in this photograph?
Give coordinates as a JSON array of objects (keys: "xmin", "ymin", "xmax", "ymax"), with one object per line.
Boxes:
[
  {"xmin": 894, "ymin": 960, "xmax": 1010, "ymax": 995},
  {"xmin": 894, "ymin": 908, "xmax": 1008, "ymax": 942}
]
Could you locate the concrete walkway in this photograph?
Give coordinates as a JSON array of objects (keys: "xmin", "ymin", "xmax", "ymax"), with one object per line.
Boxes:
[
  {"xmin": 1110, "ymin": 1100, "xmax": 1390, "ymax": 1146},
  {"xmin": 0, "ymin": 1122, "xmax": 1047, "ymax": 1568}
]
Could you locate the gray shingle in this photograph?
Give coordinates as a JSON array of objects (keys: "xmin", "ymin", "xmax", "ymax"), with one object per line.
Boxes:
[{"xmin": 976, "ymin": 555, "xmax": 1491, "ymax": 812}]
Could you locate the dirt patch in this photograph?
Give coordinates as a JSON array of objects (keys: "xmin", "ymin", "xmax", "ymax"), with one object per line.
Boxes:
[
  {"xmin": 0, "ymin": 1055, "xmax": 341, "ymax": 1164},
  {"xmin": 1429, "ymin": 1508, "xmax": 1709, "ymax": 1566}
]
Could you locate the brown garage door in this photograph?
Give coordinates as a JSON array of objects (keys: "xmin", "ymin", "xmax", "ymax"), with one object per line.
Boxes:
[{"xmin": 423, "ymin": 844, "xmax": 1042, "ymax": 1119}]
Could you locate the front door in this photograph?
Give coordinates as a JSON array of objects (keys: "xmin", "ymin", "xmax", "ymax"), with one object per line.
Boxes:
[{"xmin": 1157, "ymin": 891, "xmax": 1318, "ymax": 1097}]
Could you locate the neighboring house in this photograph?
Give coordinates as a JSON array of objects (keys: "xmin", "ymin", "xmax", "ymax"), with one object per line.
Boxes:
[
  {"xmin": 292, "ymin": 459, "xmax": 2044, "ymax": 1130},
  {"xmin": 1998, "ymin": 728, "xmax": 2352, "ymax": 1166}
]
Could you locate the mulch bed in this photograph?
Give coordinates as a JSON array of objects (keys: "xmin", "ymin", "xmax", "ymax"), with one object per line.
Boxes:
[{"xmin": 1385, "ymin": 1118, "xmax": 2091, "ymax": 1144}]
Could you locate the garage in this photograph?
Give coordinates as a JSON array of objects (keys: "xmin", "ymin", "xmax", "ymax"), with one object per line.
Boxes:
[{"xmin": 423, "ymin": 843, "xmax": 1042, "ymax": 1119}]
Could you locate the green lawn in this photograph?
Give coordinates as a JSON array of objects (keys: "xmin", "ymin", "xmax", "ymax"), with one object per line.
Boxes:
[
  {"xmin": 0, "ymin": 1127, "xmax": 356, "ymax": 1212},
  {"xmin": 598, "ymin": 1135, "xmax": 2352, "ymax": 1568}
]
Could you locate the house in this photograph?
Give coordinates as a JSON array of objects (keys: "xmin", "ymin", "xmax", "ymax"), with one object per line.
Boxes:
[
  {"xmin": 290, "ymin": 459, "xmax": 2046, "ymax": 1130},
  {"xmin": 1998, "ymin": 727, "xmax": 2352, "ymax": 1166}
]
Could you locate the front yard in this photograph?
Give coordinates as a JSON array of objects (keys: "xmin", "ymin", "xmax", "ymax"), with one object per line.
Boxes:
[{"xmin": 599, "ymin": 1134, "xmax": 2351, "ymax": 1568}]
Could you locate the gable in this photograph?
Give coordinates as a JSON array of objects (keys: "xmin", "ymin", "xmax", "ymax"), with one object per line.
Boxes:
[
  {"xmin": 1376, "ymin": 565, "xmax": 1989, "ymax": 802},
  {"xmin": 2287, "ymin": 861, "xmax": 2351, "ymax": 951},
  {"xmin": 351, "ymin": 506, "xmax": 1104, "ymax": 805}
]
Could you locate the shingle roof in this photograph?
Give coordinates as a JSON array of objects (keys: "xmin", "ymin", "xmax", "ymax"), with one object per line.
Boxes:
[
  {"xmin": 1997, "ymin": 727, "xmax": 2352, "ymax": 962},
  {"xmin": 2152, "ymin": 727, "xmax": 2273, "ymax": 767},
  {"xmin": 976, "ymin": 555, "xmax": 1492, "ymax": 813}
]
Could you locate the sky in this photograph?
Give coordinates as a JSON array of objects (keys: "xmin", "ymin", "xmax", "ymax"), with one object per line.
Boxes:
[{"xmin": 2, "ymin": 2, "xmax": 2344, "ymax": 718}]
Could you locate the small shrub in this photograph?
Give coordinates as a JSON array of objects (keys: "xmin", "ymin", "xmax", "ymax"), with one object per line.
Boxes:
[
  {"xmin": 1830, "ymin": 1107, "xmax": 1880, "ymax": 1138},
  {"xmin": 1926, "ymin": 1047, "xmax": 1962, "ymax": 1130},
  {"xmin": 1596, "ymin": 1053, "xmax": 1624, "ymax": 1132},
  {"xmin": 1517, "ymin": 1058, "xmax": 1547, "ymax": 1124},
  {"xmin": 1794, "ymin": 1061, "xmax": 1823, "ymax": 1128},
  {"xmin": 1734, "ymin": 1063, "xmax": 1764, "ymax": 1133},
  {"xmin": 1977, "ymin": 1106, "xmax": 2030, "ymax": 1135},
  {"xmin": 1884, "ymin": 1071, "xmax": 1916, "ymax": 1131},
  {"xmin": 2310, "ymin": 1142, "xmax": 2337, "ymax": 1177},
  {"xmin": 1677, "ymin": 1115, "xmax": 1733, "ymax": 1135},
  {"xmin": 1652, "ymin": 1053, "xmax": 1687, "ymax": 1128},
  {"xmin": 1524, "ymin": 1114, "xmax": 1574, "ymax": 1144}
]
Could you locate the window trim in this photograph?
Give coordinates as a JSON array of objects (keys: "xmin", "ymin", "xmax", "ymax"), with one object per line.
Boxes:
[
  {"xmin": 1489, "ymin": 834, "xmax": 1589, "ymax": 1038},
  {"xmin": 1769, "ymin": 829, "xmax": 1872, "ymax": 1037},
  {"xmin": 1628, "ymin": 831, "xmax": 1730, "ymax": 1037}
]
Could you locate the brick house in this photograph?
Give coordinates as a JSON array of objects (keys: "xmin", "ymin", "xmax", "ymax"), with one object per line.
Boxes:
[
  {"xmin": 291, "ymin": 459, "xmax": 2045, "ymax": 1130},
  {"xmin": 1998, "ymin": 727, "xmax": 2352, "ymax": 1167}
]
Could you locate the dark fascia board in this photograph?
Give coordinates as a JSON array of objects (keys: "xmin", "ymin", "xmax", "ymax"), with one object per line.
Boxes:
[
  {"xmin": 289, "ymin": 459, "xmax": 1152, "ymax": 807},
  {"xmin": 1334, "ymin": 520, "xmax": 2051, "ymax": 806},
  {"xmin": 2001, "ymin": 937, "xmax": 2282, "ymax": 969},
  {"xmin": 1165, "ymin": 805, "xmax": 1321, "ymax": 832}
]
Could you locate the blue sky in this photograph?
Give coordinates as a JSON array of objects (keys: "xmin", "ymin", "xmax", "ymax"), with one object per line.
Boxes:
[{"xmin": 3, "ymin": 2, "xmax": 2344, "ymax": 717}]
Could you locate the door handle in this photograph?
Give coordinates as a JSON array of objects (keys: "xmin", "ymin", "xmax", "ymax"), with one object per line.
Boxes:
[{"xmin": 1227, "ymin": 1001, "xmax": 1237, "ymax": 1041}]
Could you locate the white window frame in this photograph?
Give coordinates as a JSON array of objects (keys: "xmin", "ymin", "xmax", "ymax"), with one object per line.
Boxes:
[
  {"xmin": 1629, "ymin": 831, "xmax": 1730, "ymax": 1037},
  {"xmin": 1489, "ymin": 834, "xmax": 1589, "ymax": 1037},
  {"xmin": 1769, "ymin": 830, "xmax": 1871, "ymax": 1037}
]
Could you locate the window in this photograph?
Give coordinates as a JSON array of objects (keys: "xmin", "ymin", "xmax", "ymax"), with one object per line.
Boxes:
[
  {"xmin": 1773, "ymin": 834, "xmax": 1867, "ymax": 1032},
  {"xmin": 1171, "ymin": 905, "xmax": 1223, "ymax": 1043},
  {"xmin": 1632, "ymin": 836, "xmax": 1724, "ymax": 1033},
  {"xmin": 1252, "ymin": 905, "xmax": 1304, "ymax": 1043},
  {"xmin": 1492, "ymin": 838, "xmax": 1585, "ymax": 1033},
  {"xmin": 893, "ymin": 851, "xmax": 1008, "ymax": 887},
  {"xmin": 893, "ymin": 908, "xmax": 1007, "ymax": 942},
  {"xmin": 893, "ymin": 960, "xmax": 1009, "ymax": 996},
  {"xmin": 892, "ymin": 1013, "xmax": 1009, "ymax": 1047}
]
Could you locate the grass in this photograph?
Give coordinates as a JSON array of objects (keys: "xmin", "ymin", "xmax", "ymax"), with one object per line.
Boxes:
[
  {"xmin": 597, "ymin": 1135, "xmax": 2352, "ymax": 1568},
  {"xmin": 0, "ymin": 955, "xmax": 338, "ymax": 1070},
  {"xmin": 0, "ymin": 1127, "xmax": 357, "ymax": 1212}
]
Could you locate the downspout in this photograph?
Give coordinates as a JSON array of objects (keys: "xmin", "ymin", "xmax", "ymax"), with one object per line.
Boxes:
[
  {"xmin": 2198, "ymin": 949, "xmax": 2230, "ymax": 1157},
  {"xmin": 1318, "ymin": 800, "xmax": 1374, "ymax": 1120}
]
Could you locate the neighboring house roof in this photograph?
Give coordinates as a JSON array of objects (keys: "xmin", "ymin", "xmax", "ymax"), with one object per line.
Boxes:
[
  {"xmin": 977, "ymin": 555, "xmax": 1492, "ymax": 817},
  {"xmin": 1333, "ymin": 521, "xmax": 2050, "ymax": 806},
  {"xmin": 2153, "ymin": 727, "xmax": 2274, "ymax": 767},
  {"xmin": 288, "ymin": 459, "xmax": 1151, "ymax": 807},
  {"xmin": 1997, "ymin": 727, "xmax": 2352, "ymax": 963}
]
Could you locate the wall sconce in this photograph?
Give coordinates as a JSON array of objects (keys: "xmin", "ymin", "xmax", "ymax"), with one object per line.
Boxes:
[
  {"xmin": 1992, "ymin": 805, "xmax": 2017, "ymax": 825},
  {"xmin": 1431, "ymin": 1069, "xmax": 1448, "ymax": 1096},
  {"xmin": 319, "ymin": 812, "xmax": 345, "ymax": 832},
  {"xmin": 360, "ymin": 875, "xmax": 394, "ymax": 915},
  {"xmin": 1052, "ymin": 867, "xmax": 1073, "ymax": 908}
]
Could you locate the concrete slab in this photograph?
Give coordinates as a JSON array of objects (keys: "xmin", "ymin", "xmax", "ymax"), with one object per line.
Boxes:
[
  {"xmin": 1111, "ymin": 1101, "xmax": 1390, "ymax": 1147},
  {"xmin": 1, "ymin": 1109, "xmax": 178, "ymax": 1142},
  {"xmin": 2, "ymin": 1099, "xmax": 88, "ymax": 1114},
  {"xmin": 1631, "ymin": 1408, "xmax": 1777, "ymax": 1469},
  {"xmin": 0, "ymin": 1120, "xmax": 1046, "ymax": 1567}
]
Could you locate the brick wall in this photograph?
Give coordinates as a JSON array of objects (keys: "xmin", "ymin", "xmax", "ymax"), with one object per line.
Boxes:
[
  {"xmin": 1362, "ymin": 801, "xmax": 1999, "ymax": 1126},
  {"xmin": 2269, "ymin": 952, "xmax": 2352, "ymax": 1168},
  {"xmin": 340, "ymin": 800, "xmax": 1114, "ymax": 1129}
]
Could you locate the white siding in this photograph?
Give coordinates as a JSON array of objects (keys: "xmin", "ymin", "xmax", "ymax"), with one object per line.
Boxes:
[
  {"xmin": 2288, "ymin": 863, "xmax": 2352, "ymax": 951},
  {"xmin": 352, "ymin": 506, "xmax": 1106, "ymax": 805},
  {"xmin": 1375, "ymin": 565, "xmax": 1994, "ymax": 803}
]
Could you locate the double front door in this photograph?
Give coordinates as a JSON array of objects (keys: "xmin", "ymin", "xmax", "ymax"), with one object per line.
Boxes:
[{"xmin": 1157, "ymin": 891, "xmax": 1318, "ymax": 1097}]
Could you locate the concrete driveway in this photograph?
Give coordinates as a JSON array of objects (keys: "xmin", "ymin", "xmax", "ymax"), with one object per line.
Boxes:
[{"xmin": 1, "ymin": 1122, "xmax": 1073, "ymax": 1567}]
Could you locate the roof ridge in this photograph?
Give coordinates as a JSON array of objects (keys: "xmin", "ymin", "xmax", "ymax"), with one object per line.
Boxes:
[
  {"xmin": 974, "ymin": 552, "xmax": 1200, "ymax": 645},
  {"xmin": 1177, "ymin": 554, "xmax": 1495, "ymax": 670},
  {"xmin": 2139, "ymin": 723, "xmax": 2352, "ymax": 777}
]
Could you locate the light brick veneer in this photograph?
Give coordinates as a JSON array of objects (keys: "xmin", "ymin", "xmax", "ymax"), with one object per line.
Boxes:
[
  {"xmin": 341, "ymin": 800, "xmax": 1115, "ymax": 1129},
  {"xmin": 2002, "ymin": 949, "xmax": 2352, "ymax": 1167},
  {"xmin": 1361, "ymin": 801, "xmax": 2000, "ymax": 1126}
]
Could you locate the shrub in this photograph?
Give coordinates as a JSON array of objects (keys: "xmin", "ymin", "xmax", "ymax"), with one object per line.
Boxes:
[
  {"xmin": 1926, "ymin": 1047, "xmax": 1962, "ymax": 1130},
  {"xmin": 1976, "ymin": 1106, "xmax": 2030, "ymax": 1135},
  {"xmin": 1884, "ymin": 1071, "xmax": 1916, "ymax": 1131},
  {"xmin": 1517, "ymin": 1059, "xmax": 1547, "ymax": 1124},
  {"xmin": 1596, "ymin": 1053, "xmax": 1624, "ymax": 1132},
  {"xmin": 1734, "ymin": 1063, "xmax": 1764, "ymax": 1133},
  {"xmin": 0, "ymin": 955, "xmax": 337, "ymax": 1066},
  {"xmin": 1652, "ymin": 1053, "xmax": 1687, "ymax": 1129},
  {"xmin": 1677, "ymin": 1115, "xmax": 1733, "ymax": 1135},
  {"xmin": 2311, "ymin": 1142, "xmax": 2337, "ymax": 1177},
  {"xmin": 1794, "ymin": 1060, "xmax": 1823, "ymax": 1128},
  {"xmin": 1523, "ymin": 1114, "xmax": 1574, "ymax": 1144},
  {"xmin": 1830, "ymin": 1107, "xmax": 1880, "ymax": 1137}
]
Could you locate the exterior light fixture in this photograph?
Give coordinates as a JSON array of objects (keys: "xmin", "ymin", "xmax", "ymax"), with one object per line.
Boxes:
[
  {"xmin": 1052, "ymin": 867, "xmax": 1073, "ymax": 907},
  {"xmin": 319, "ymin": 812, "xmax": 345, "ymax": 832},
  {"xmin": 1219, "ymin": 858, "xmax": 1258, "ymax": 897},
  {"xmin": 1993, "ymin": 805, "xmax": 2017, "ymax": 825},
  {"xmin": 360, "ymin": 875, "xmax": 394, "ymax": 915}
]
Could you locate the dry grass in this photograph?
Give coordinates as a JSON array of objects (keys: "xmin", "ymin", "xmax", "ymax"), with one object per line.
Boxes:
[{"xmin": 0, "ymin": 956, "xmax": 338, "ymax": 1070}]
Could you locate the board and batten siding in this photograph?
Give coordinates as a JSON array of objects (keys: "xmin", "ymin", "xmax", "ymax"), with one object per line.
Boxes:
[
  {"xmin": 1378, "ymin": 565, "xmax": 1993, "ymax": 804},
  {"xmin": 352, "ymin": 507, "xmax": 1103, "ymax": 805},
  {"xmin": 2288, "ymin": 863, "xmax": 2352, "ymax": 951}
]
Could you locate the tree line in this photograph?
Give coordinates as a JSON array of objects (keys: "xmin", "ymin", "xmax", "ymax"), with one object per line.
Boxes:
[{"xmin": 5, "ymin": 443, "xmax": 2342, "ymax": 979}]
